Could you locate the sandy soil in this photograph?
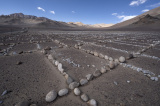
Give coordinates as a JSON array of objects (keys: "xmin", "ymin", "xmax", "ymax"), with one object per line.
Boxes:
[{"xmin": 0, "ymin": 30, "xmax": 160, "ymax": 106}]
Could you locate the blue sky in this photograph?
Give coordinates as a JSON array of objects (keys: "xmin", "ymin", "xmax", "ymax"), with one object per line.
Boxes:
[{"xmin": 0, "ymin": 0, "xmax": 160, "ymax": 24}]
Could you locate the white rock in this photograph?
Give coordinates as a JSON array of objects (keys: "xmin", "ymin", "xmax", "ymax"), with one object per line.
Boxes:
[
  {"xmin": 86, "ymin": 74, "xmax": 93, "ymax": 81},
  {"xmin": 119, "ymin": 56, "xmax": 125, "ymax": 63},
  {"xmin": 104, "ymin": 55, "xmax": 109, "ymax": 60},
  {"xmin": 81, "ymin": 94, "xmax": 89, "ymax": 102},
  {"xmin": 109, "ymin": 61, "xmax": 115, "ymax": 69},
  {"xmin": 55, "ymin": 61, "xmax": 59, "ymax": 66},
  {"xmin": 69, "ymin": 82, "xmax": 79, "ymax": 89},
  {"xmin": 100, "ymin": 67, "xmax": 106, "ymax": 74},
  {"xmin": 74, "ymin": 88, "xmax": 81, "ymax": 96},
  {"xmin": 80, "ymin": 79, "xmax": 88, "ymax": 85},
  {"xmin": 45, "ymin": 90, "xmax": 57, "ymax": 102},
  {"xmin": 99, "ymin": 53, "xmax": 104, "ymax": 58},
  {"xmin": 48, "ymin": 54, "xmax": 53, "ymax": 60},
  {"xmin": 94, "ymin": 52, "xmax": 98, "ymax": 57},
  {"xmin": 58, "ymin": 63, "xmax": 64, "ymax": 73},
  {"xmin": 87, "ymin": 99, "xmax": 97, "ymax": 106},
  {"xmin": 58, "ymin": 89, "xmax": 68, "ymax": 96}
]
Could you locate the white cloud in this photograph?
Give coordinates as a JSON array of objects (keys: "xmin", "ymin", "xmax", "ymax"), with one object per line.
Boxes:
[
  {"xmin": 141, "ymin": 9, "xmax": 149, "ymax": 12},
  {"xmin": 112, "ymin": 13, "xmax": 118, "ymax": 16},
  {"xmin": 50, "ymin": 11, "xmax": 55, "ymax": 15},
  {"xmin": 118, "ymin": 15, "xmax": 137, "ymax": 22},
  {"xmin": 130, "ymin": 0, "xmax": 147, "ymax": 6},
  {"xmin": 37, "ymin": 7, "xmax": 45, "ymax": 12},
  {"xmin": 147, "ymin": 2, "xmax": 160, "ymax": 8},
  {"xmin": 72, "ymin": 11, "xmax": 75, "ymax": 13},
  {"xmin": 112, "ymin": 13, "xmax": 137, "ymax": 22}
]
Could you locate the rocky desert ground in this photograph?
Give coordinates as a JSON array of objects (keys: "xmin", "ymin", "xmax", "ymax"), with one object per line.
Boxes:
[{"xmin": 0, "ymin": 29, "xmax": 160, "ymax": 106}]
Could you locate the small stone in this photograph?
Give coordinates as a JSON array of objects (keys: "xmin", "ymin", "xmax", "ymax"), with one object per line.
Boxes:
[
  {"xmin": 58, "ymin": 63, "xmax": 64, "ymax": 73},
  {"xmin": 104, "ymin": 55, "xmax": 109, "ymax": 60},
  {"xmin": 45, "ymin": 90, "xmax": 57, "ymax": 102},
  {"xmin": 109, "ymin": 57, "xmax": 113, "ymax": 61},
  {"xmin": 41, "ymin": 49, "xmax": 47, "ymax": 54},
  {"xmin": 150, "ymin": 77, "xmax": 158, "ymax": 81},
  {"xmin": 74, "ymin": 44, "xmax": 79, "ymax": 49},
  {"xmin": 0, "ymin": 101, "xmax": 3, "ymax": 104},
  {"xmin": 1, "ymin": 90, "xmax": 7, "ymax": 96},
  {"xmin": 114, "ymin": 81, "xmax": 118, "ymax": 85},
  {"xmin": 100, "ymin": 67, "xmax": 106, "ymax": 74},
  {"xmin": 15, "ymin": 101, "xmax": 29, "ymax": 106},
  {"xmin": 69, "ymin": 82, "xmax": 79, "ymax": 89},
  {"xmin": 74, "ymin": 88, "xmax": 81, "ymax": 96},
  {"xmin": 16, "ymin": 61, "xmax": 22, "ymax": 65},
  {"xmin": 158, "ymin": 75, "xmax": 160, "ymax": 78},
  {"xmin": 48, "ymin": 54, "xmax": 53, "ymax": 60},
  {"xmin": 81, "ymin": 94, "xmax": 89, "ymax": 102},
  {"xmin": 58, "ymin": 88, "xmax": 68, "ymax": 96},
  {"xmin": 55, "ymin": 61, "xmax": 59, "ymax": 66},
  {"xmin": 86, "ymin": 50, "xmax": 90, "ymax": 54},
  {"xmin": 119, "ymin": 56, "xmax": 125, "ymax": 63},
  {"xmin": 80, "ymin": 79, "xmax": 88, "ymax": 85},
  {"xmin": 127, "ymin": 80, "xmax": 130, "ymax": 83},
  {"xmin": 66, "ymin": 76, "xmax": 74, "ymax": 84},
  {"xmin": 99, "ymin": 53, "xmax": 104, "ymax": 58},
  {"xmin": 109, "ymin": 61, "xmax": 115, "ymax": 69},
  {"xmin": 94, "ymin": 52, "xmax": 99, "ymax": 57},
  {"xmin": 87, "ymin": 99, "xmax": 97, "ymax": 106},
  {"xmin": 86, "ymin": 74, "xmax": 93, "ymax": 81},
  {"xmin": 93, "ymin": 70, "xmax": 101, "ymax": 77}
]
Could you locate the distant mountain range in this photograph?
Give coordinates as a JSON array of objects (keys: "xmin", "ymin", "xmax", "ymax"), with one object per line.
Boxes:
[{"xmin": 0, "ymin": 6, "xmax": 160, "ymax": 31}]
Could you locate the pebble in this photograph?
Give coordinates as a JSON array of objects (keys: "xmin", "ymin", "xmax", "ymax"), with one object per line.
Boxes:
[
  {"xmin": 80, "ymin": 79, "xmax": 88, "ymax": 85},
  {"xmin": 119, "ymin": 56, "xmax": 125, "ymax": 63},
  {"xmin": 114, "ymin": 81, "xmax": 118, "ymax": 85},
  {"xmin": 1, "ymin": 90, "xmax": 7, "ymax": 96},
  {"xmin": 15, "ymin": 101, "xmax": 29, "ymax": 106},
  {"xmin": 44, "ymin": 46, "xmax": 51, "ymax": 50},
  {"xmin": 127, "ymin": 54, "xmax": 134, "ymax": 59},
  {"xmin": 86, "ymin": 74, "xmax": 93, "ymax": 81},
  {"xmin": 58, "ymin": 63, "xmax": 64, "ymax": 73},
  {"xmin": 109, "ymin": 61, "xmax": 115, "ymax": 69},
  {"xmin": 87, "ymin": 99, "xmax": 97, "ymax": 106},
  {"xmin": 127, "ymin": 80, "xmax": 130, "ymax": 83},
  {"xmin": 109, "ymin": 57, "xmax": 113, "ymax": 61},
  {"xmin": 99, "ymin": 53, "xmax": 104, "ymax": 58},
  {"xmin": 150, "ymin": 77, "xmax": 158, "ymax": 81},
  {"xmin": 74, "ymin": 88, "xmax": 81, "ymax": 96},
  {"xmin": 104, "ymin": 55, "xmax": 109, "ymax": 60},
  {"xmin": 55, "ymin": 61, "xmax": 59, "ymax": 66},
  {"xmin": 69, "ymin": 82, "xmax": 79, "ymax": 89},
  {"xmin": 94, "ymin": 52, "xmax": 99, "ymax": 57},
  {"xmin": 93, "ymin": 70, "xmax": 101, "ymax": 77},
  {"xmin": 66, "ymin": 76, "xmax": 74, "ymax": 84},
  {"xmin": 58, "ymin": 88, "xmax": 69, "ymax": 96},
  {"xmin": 81, "ymin": 94, "xmax": 89, "ymax": 102},
  {"xmin": 48, "ymin": 54, "xmax": 53, "ymax": 60},
  {"xmin": 158, "ymin": 75, "xmax": 160, "ymax": 78},
  {"xmin": 45, "ymin": 90, "xmax": 57, "ymax": 102},
  {"xmin": 100, "ymin": 67, "xmax": 106, "ymax": 74}
]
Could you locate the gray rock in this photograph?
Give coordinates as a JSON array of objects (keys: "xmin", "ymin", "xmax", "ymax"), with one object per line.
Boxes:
[
  {"xmin": 86, "ymin": 74, "xmax": 93, "ymax": 81},
  {"xmin": 58, "ymin": 88, "xmax": 68, "ymax": 96},
  {"xmin": 93, "ymin": 70, "xmax": 101, "ymax": 77},
  {"xmin": 69, "ymin": 82, "xmax": 79, "ymax": 89},
  {"xmin": 55, "ymin": 61, "xmax": 59, "ymax": 66},
  {"xmin": 109, "ymin": 57, "xmax": 113, "ymax": 61},
  {"xmin": 45, "ymin": 90, "xmax": 57, "ymax": 102},
  {"xmin": 1, "ymin": 90, "xmax": 7, "ymax": 96},
  {"xmin": 87, "ymin": 99, "xmax": 97, "ymax": 106},
  {"xmin": 80, "ymin": 79, "xmax": 88, "ymax": 85},
  {"xmin": 99, "ymin": 53, "xmax": 104, "ymax": 58},
  {"xmin": 74, "ymin": 88, "xmax": 81, "ymax": 96},
  {"xmin": 81, "ymin": 94, "xmax": 89, "ymax": 102},
  {"xmin": 66, "ymin": 76, "xmax": 74, "ymax": 84}
]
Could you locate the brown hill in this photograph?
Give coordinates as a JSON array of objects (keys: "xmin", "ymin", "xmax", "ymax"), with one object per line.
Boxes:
[{"xmin": 110, "ymin": 6, "xmax": 160, "ymax": 30}]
